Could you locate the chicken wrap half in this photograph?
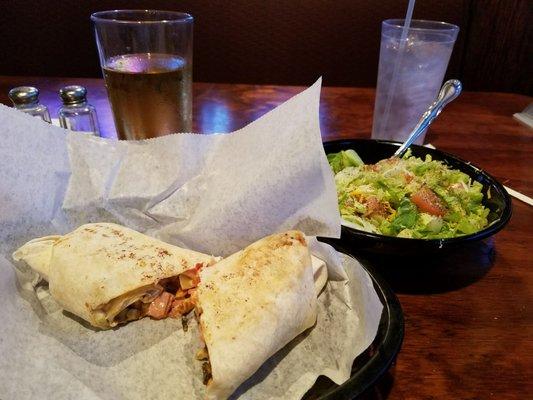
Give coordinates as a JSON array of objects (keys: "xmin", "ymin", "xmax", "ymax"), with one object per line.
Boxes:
[
  {"xmin": 195, "ymin": 230, "xmax": 318, "ymax": 399},
  {"xmin": 12, "ymin": 223, "xmax": 218, "ymax": 329}
]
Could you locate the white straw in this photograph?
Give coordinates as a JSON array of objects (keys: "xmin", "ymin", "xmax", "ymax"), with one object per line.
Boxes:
[
  {"xmin": 503, "ymin": 186, "xmax": 533, "ymax": 206},
  {"xmin": 380, "ymin": 0, "xmax": 417, "ymax": 133}
]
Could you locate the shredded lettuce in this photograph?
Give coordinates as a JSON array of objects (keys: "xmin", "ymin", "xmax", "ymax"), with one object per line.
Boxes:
[
  {"xmin": 329, "ymin": 150, "xmax": 490, "ymax": 239},
  {"xmin": 390, "ymin": 198, "xmax": 418, "ymax": 233},
  {"xmin": 327, "ymin": 150, "xmax": 364, "ymax": 174}
]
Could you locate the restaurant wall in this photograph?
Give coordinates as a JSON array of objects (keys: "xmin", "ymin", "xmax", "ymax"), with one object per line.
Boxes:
[{"xmin": 0, "ymin": 0, "xmax": 530, "ymax": 95}]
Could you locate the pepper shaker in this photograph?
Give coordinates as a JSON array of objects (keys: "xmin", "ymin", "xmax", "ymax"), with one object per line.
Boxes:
[
  {"xmin": 8, "ymin": 86, "xmax": 51, "ymax": 122},
  {"xmin": 58, "ymin": 85, "xmax": 100, "ymax": 136}
]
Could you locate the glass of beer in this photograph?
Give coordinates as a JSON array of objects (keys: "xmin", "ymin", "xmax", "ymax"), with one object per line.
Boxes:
[{"xmin": 91, "ymin": 10, "xmax": 193, "ymax": 140}]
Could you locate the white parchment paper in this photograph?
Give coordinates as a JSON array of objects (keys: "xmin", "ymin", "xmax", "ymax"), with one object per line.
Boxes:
[{"xmin": 0, "ymin": 79, "xmax": 383, "ymax": 399}]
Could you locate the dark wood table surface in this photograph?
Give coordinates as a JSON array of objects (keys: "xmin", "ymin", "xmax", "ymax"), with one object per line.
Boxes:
[{"xmin": 1, "ymin": 76, "xmax": 532, "ymax": 399}]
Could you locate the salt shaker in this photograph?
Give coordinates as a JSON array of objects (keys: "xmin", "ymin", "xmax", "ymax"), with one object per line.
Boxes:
[
  {"xmin": 58, "ymin": 85, "xmax": 100, "ymax": 136},
  {"xmin": 8, "ymin": 86, "xmax": 51, "ymax": 122}
]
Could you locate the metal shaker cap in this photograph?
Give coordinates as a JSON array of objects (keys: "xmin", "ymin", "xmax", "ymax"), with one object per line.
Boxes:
[
  {"xmin": 8, "ymin": 86, "xmax": 40, "ymax": 105},
  {"xmin": 59, "ymin": 85, "xmax": 87, "ymax": 105}
]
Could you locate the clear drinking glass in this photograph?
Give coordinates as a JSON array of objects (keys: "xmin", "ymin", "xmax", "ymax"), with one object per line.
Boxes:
[
  {"xmin": 371, "ymin": 20, "xmax": 459, "ymax": 144},
  {"xmin": 91, "ymin": 10, "xmax": 193, "ymax": 140}
]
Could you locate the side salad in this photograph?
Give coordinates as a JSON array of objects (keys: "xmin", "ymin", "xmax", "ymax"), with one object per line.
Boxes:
[{"xmin": 327, "ymin": 149, "xmax": 490, "ymax": 239}]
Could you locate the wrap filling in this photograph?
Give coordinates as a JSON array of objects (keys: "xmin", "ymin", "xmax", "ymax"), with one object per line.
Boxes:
[{"xmin": 96, "ymin": 262, "xmax": 205, "ymax": 327}]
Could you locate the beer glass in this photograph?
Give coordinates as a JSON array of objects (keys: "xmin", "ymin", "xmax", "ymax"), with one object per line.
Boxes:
[{"xmin": 91, "ymin": 10, "xmax": 193, "ymax": 140}]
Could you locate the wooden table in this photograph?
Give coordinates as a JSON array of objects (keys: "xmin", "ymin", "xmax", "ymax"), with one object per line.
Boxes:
[{"xmin": 1, "ymin": 76, "xmax": 531, "ymax": 399}]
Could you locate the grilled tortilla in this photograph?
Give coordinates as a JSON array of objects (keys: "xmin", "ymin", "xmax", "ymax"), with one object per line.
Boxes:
[
  {"xmin": 196, "ymin": 230, "xmax": 317, "ymax": 400},
  {"xmin": 14, "ymin": 226, "xmax": 323, "ymax": 399},
  {"xmin": 12, "ymin": 223, "xmax": 217, "ymax": 329}
]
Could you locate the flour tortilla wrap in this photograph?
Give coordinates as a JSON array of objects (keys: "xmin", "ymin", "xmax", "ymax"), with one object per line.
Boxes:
[
  {"xmin": 12, "ymin": 223, "xmax": 217, "ymax": 329},
  {"xmin": 197, "ymin": 230, "xmax": 317, "ymax": 400}
]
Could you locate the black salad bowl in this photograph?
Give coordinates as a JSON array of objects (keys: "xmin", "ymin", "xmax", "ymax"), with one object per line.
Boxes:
[{"xmin": 321, "ymin": 139, "xmax": 512, "ymax": 256}]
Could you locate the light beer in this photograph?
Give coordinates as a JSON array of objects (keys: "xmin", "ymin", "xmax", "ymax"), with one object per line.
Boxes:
[{"xmin": 103, "ymin": 53, "xmax": 192, "ymax": 140}]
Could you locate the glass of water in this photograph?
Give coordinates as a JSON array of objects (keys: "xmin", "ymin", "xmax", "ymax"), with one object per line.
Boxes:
[{"xmin": 371, "ymin": 20, "xmax": 459, "ymax": 144}]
